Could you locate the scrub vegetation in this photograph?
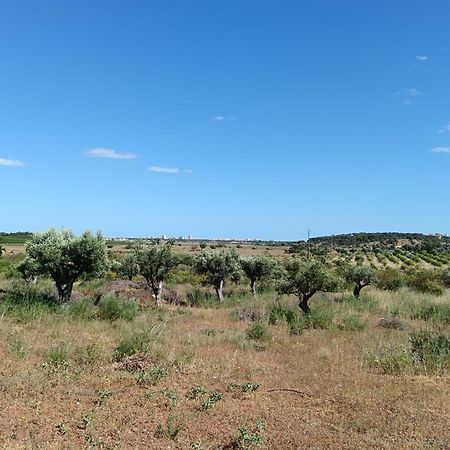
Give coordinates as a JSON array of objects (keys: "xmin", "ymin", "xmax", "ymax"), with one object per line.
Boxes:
[{"xmin": 0, "ymin": 229, "xmax": 449, "ymax": 448}]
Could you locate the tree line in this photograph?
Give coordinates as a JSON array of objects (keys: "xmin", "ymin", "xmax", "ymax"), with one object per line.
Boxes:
[{"xmin": 9, "ymin": 229, "xmax": 450, "ymax": 314}]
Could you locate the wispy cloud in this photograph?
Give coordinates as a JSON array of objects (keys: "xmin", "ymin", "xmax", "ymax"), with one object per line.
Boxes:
[
  {"xmin": 84, "ymin": 148, "xmax": 137, "ymax": 160},
  {"xmin": 0, "ymin": 158, "xmax": 25, "ymax": 167},
  {"xmin": 406, "ymin": 88, "xmax": 422, "ymax": 97},
  {"xmin": 213, "ymin": 115, "xmax": 235, "ymax": 121},
  {"xmin": 431, "ymin": 147, "xmax": 450, "ymax": 153},
  {"xmin": 397, "ymin": 88, "xmax": 423, "ymax": 104},
  {"xmin": 149, "ymin": 166, "xmax": 180, "ymax": 174},
  {"xmin": 438, "ymin": 123, "xmax": 450, "ymax": 133},
  {"xmin": 149, "ymin": 166, "xmax": 193, "ymax": 174},
  {"xmin": 416, "ymin": 55, "xmax": 429, "ymax": 61}
]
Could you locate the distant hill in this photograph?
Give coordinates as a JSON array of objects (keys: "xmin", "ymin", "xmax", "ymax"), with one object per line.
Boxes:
[{"xmin": 289, "ymin": 232, "xmax": 450, "ymax": 253}]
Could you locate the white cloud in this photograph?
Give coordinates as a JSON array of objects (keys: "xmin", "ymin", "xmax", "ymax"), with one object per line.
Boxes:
[
  {"xmin": 0, "ymin": 158, "xmax": 25, "ymax": 167},
  {"xmin": 213, "ymin": 116, "xmax": 225, "ymax": 121},
  {"xmin": 431, "ymin": 147, "xmax": 450, "ymax": 153},
  {"xmin": 438, "ymin": 123, "xmax": 450, "ymax": 133},
  {"xmin": 149, "ymin": 166, "xmax": 180, "ymax": 174},
  {"xmin": 183, "ymin": 169, "xmax": 193, "ymax": 174},
  {"xmin": 84, "ymin": 148, "xmax": 137, "ymax": 160},
  {"xmin": 406, "ymin": 88, "xmax": 422, "ymax": 97},
  {"xmin": 416, "ymin": 55, "xmax": 428, "ymax": 61},
  {"xmin": 397, "ymin": 88, "xmax": 422, "ymax": 105}
]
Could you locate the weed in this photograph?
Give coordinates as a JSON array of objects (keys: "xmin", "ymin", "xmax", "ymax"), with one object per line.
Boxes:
[
  {"xmin": 189, "ymin": 384, "xmax": 207, "ymax": 399},
  {"xmin": 246, "ymin": 322, "xmax": 271, "ymax": 342},
  {"xmin": 410, "ymin": 330, "xmax": 450, "ymax": 373},
  {"xmin": 73, "ymin": 342, "xmax": 102, "ymax": 367},
  {"xmin": 65, "ymin": 298, "xmax": 96, "ymax": 320},
  {"xmin": 98, "ymin": 295, "xmax": 138, "ymax": 321},
  {"xmin": 268, "ymin": 304, "xmax": 297, "ymax": 325},
  {"xmin": 338, "ymin": 314, "xmax": 366, "ymax": 331},
  {"xmin": 96, "ymin": 389, "xmax": 114, "ymax": 405},
  {"xmin": 43, "ymin": 343, "xmax": 70, "ymax": 372},
  {"xmin": 230, "ymin": 419, "xmax": 266, "ymax": 449},
  {"xmin": 202, "ymin": 391, "xmax": 223, "ymax": 411},
  {"xmin": 136, "ymin": 366, "xmax": 168, "ymax": 386},
  {"xmin": 155, "ymin": 414, "xmax": 185, "ymax": 440},
  {"xmin": 228, "ymin": 382, "xmax": 260, "ymax": 393},
  {"xmin": 365, "ymin": 346, "xmax": 411, "ymax": 375}
]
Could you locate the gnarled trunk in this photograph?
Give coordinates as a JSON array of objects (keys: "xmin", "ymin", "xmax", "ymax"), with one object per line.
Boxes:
[
  {"xmin": 215, "ymin": 279, "xmax": 224, "ymax": 302},
  {"xmin": 250, "ymin": 279, "xmax": 257, "ymax": 296},
  {"xmin": 153, "ymin": 280, "xmax": 164, "ymax": 307},
  {"xmin": 298, "ymin": 292, "xmax": 314, "ymax": 314},
  {"xmin": 353, "ymin": 282, "xmax": 369, "ymax": 298},
  {"xmin": 56, "ymin": 281, "xmax": 74, "ymax": 304}
]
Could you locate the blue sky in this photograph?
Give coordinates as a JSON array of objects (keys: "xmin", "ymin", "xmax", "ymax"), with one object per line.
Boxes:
[{"xmin": 1, "ymin": 1, "xmax": 450, "ymax": 240}]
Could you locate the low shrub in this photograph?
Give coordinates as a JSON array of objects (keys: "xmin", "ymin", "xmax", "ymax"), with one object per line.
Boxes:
[
  {"xmin": 5, "ymin": 280, "xmax": 57, "ymax": 305},
  {"xmin": 375, "ymin": 268, "xmax": 404, "ymax": 291},
  {"xmin": 338, "ymin": 314, "xmax": 366, "ymax": 331},
  {"xmin": 410, "ymin": 330, "xmax": 450, "ymax": 373},
  {"xmin": 245, "ymin": 322, "xmax": 271, "ymax": 342},
  {"xmin": 409, "ymin": 303, "xmax": 450, "ymax": 324},
  {"xmin": 98, "ymin": 296, "xmax": 138, "ymax": 321},
  {"xmin": 406, "ymin": 270, "xmax": 444, "ymax": 295},
  {"xmin": 65, "ymin": 298, "xmax": 97, "ymax": 320},
  {"xmin": 305, "ymin": 305, "xmax": 335, "ymax": 330},
  {"xmin": 268, "ymin": 304, "xmax": 297, "ymax": 325}
]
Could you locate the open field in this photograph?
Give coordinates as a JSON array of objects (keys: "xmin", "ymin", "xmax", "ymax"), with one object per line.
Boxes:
[
  {"xmin": 0, "ymin": 284, "xmax": 449, "ymax": 449},
  {"xmin": 1, "ymin": 231, "xmax": 450, "ymax": 449}
]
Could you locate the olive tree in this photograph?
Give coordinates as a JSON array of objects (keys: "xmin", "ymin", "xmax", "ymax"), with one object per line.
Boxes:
[
  {"xmin": 278, "ymin": 260, "xmax": 341, "ymax": 314},
  {"xmin": 195, "ymin": 249, "xmax": 242, "ymax": 301},
  {"xmin": 344, "ymin": 265, "xmax": 376, "ymax": 298},
  {"xmin": 240, "ymin": 256, "xmax": 279, "ymax": 296},
  {"xmin": 19, "ymin": 229, "xmax": 108, "ymax": 303},
  {"xmin": 134, "ymin": 243, "xmax": 180, "ymax": 306},
  {"xmin": 118, "ymin": 253, "xmax": 140, "ymax": 281}
]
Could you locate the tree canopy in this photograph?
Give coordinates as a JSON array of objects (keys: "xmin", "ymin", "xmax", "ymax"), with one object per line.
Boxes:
[
  {"xmin": 19, "ymin": 229, "xmax": 108, "ymax": 303},
  {"xmin": 278, "ymin": 259, "xmax": 341, "ymax": 313}
]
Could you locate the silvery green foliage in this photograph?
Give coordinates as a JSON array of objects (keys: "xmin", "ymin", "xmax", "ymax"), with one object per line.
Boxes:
[
  {"xmin": 118, "ymin": 253, "xmax": 140, "ymax": 280},
  {"xmin": 240, "ymin": 256, "xmax": 280, "ymax": 295},
  {"xmin": 278, "ymin": 259, "xmax": 341, "ymax": 313},
  {"xmin": 344, "ymin": 265, "xmax": 376, "ymax": 297},
  {"xmin": 21, "ymin": 228, "xmax": 108, "ymax": 303},
  {"xmin": 134, "ymin": 243, "xmax": 180, "ymax": 305},
  {"xmin": 344, "ymin": 265, "xmax": 376, "ymax": 285},
  {"xmin": 195, "ymin": 249, "xmax": 242, "ymax": 300}
]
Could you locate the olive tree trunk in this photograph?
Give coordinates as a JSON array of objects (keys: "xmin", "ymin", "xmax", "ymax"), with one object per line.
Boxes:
[
  {"xmin": 215, "ymin": 279, "xmax": 224, "ymax": 302},
  {"xmin": 353, "ymin": 282, "xmax": 369, "ymax": 298},
  {"xmin": 153, "ymin": 280, "xmax": 164, "ymax": 307},
  {"xmin": 56, "ymin": 281, "xmax": 74, "ymax": 304},
  {"xmin": 298, "ymin": 292, "xmax": 315, "ymax": 314},
  {"xmin": 250, "ymin": 279, "xmax": 257, "ymax": 296}
]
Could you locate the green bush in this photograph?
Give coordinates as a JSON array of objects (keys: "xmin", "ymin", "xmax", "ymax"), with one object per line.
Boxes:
[
  {"xmin": 410, "ymin": 330, "xmax": 450, "ymax": 373},
  {"xmin": 5, "ymin": 280, "xmax": 57, "ymax": 305},
  {"xmin": 65, "ymin": 298, "xmax": 97, "ymax": 320},
  {"xmin": 305, "ymin": 305, "xmax": 335, "ymax": 330},
  {"xmin": 375, "ymin": 268, "xmax": 404, "ymax": 291},
  {"xmin": 407, "ymin": 270, "xmax": 444, "ymax": 295},
  {"xmin": 246, "ymin": 322, "xmax": 271, "ymax": 342},
  {"xmin": 114, "ymin": 326, "xmax": 158, "ymax": 361},
  {"xmin": 268, "ymin": 304, "xmax": 297, "ymax": 325},
  {"xmin": 98, "ymin": 296, "xmax": 138, "ymax": 321},
  {"xmin": 409, "ymin": 303, "xmax": 450, "ymax": 324},
  {"xmin": 365, "ymin": 346, "xmax": 411, "ymax": 375},
  {"xmin": 338, "ymin": 314, "xmax": 366, "ymax": 331}
]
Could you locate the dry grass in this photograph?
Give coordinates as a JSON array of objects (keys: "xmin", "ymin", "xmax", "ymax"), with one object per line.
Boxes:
[{"xmin": 0, "ymin": 288, "xmax": 449, "ymax": 449}]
